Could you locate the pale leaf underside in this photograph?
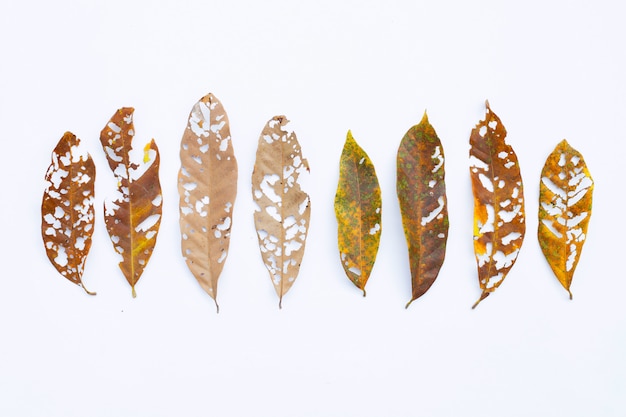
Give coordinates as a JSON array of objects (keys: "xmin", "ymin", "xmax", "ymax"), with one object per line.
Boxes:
[
  {"xmin": 100, "ymin": 108, "xmax": 162, "ymax": 297},
  {"xmin": 334, "ymin": 130, "xmax": 382, "ymax": 296},
  {"xmin": 397, "ymin": 112, "xmax": 449, "ymax": 308},
  {"xmin": 538, "ymin": 139, "xmax": 593, "ymax": 299},
  {"xmin": 179, "ymin": 93, "xmax": 238, "ymax": 312},
  {"xmin": 469, "ymin": 102, "xmax": 525, "ymax": 308},
  {"xmin": 252, "ymin": 116, "xmax": 311, "ymax": 308},
  {"xmin": 41, "ymin": 132, "xmax": 96, "ymax": 295}
]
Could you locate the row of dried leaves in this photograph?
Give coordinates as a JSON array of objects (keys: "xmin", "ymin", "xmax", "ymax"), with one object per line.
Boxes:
[
  {"xmin": 39, "ymin": 95, "xmax": 311, "ymax": 310},
  {"xmin": 334, "ymin": 103, "xmax": 593, "ymax": 308},
  {"xmin": 41, "ymin": 109, "xmax": 164, "ymax": 297},
  {"xmin": 40, "ymin": 98, "xmax": 593, "ymax": 309},
  {"xmin": 333, "ymin": 113, "xmax": 450, "ymax": 307},
  {"xmin": 469, "ymin": 101, "xmax": 593, "ymax": 307}
]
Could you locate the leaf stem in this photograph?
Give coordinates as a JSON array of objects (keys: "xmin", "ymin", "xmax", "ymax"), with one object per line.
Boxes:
[
  {"xmin": 471, "ymin": 291, "xmax": 490, "ymax": 309},
  {"xmin": 81, "ymin": 283, "xmax": 96, "ymax": 296}
]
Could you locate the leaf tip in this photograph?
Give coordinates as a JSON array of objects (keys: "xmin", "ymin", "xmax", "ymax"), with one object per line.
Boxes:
[
  {"xmin": 62, "ymin": 131, "xmax": 77, "ymax": 141},
  {"xmin": 485, "ymin": 99, "xmax": 490, "ymax": 110},
  {"xmin": 273, "ymin": 115, "xmax": 289, "ymax": 125},
  {"xmin": 119, "ymin": 107, "xmax": 135, "ymax": 117},
  {"xmin": 420, "ymin": 110, "xmax": 429, "ymax": 124}
]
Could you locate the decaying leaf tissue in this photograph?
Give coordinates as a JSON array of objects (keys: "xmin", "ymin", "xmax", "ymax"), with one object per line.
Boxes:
[
  {"xmin": 252, "ymin": 116, "xmax": 310, "ymax": 308},
  {"xmin": 334, "ymin": 131, "xmax": 382, "ymax": 296},
  {"xmin": 469, "ymin": 102, "xmax": 525, "ymax": 308},
  {"xmin": 178, "ymin": 93, "xmax": 238, "ymax": 312},
  {"xmin": 41, "ymin": 132, "xmax": 96, "ymax": 295},
  {"xmin": 397, "ymin": 112, "xmax": 449, "ymax": 308},
  {"xmin": 538, "ymin": 140, "xmax": 593, "ymax": 299},
  {"xmin": 100, "ymin": 108, "xmax": 162, "ymax": 297}
]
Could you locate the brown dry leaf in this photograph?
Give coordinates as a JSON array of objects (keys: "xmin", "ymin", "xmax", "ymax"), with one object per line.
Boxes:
[
  {"xmin": 251, "ymin": 116, "xmax": 311, "ymax": 308},
  {"xmin": 41, "ymin": 132, "xmax": 96, "ymax": 295},
  {"xmin": 469, "ymin": 101, "xmax": 525, "ymax": 308},
  {"xmin": 178, "ymin": 93, "xmax": 237, "ymax": 312},
  {"xmin": 397, "ymin": 112, "xmax": 449, "ymax": 308},
  {"xmin": 538, "ymin": 140, "xmax": 593, "ymax": 299},
  {"xmin": 100, "ymin": 107, "xmax": 162, "ymax": 298}
]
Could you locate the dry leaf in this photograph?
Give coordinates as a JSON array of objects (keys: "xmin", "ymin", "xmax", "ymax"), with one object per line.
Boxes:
[
  {"xmin": 251, "ymin": 116, "xmax": 310, "ymax": 308},
  {"xmin": 178, "ymin": 93, "xmax": 237, "ymax": 312},
  {"xmin": 334, "ymin": 130, "xmax": 382, "ymax": 296},
  {"xmin": 100, "ymin": 107, "xmax": 162, "ymax": 297},
  {"xmin": 469, "ymin": 101, "xmax": 525, "ymax": 308},
  {"xmin": 397, "ymin": 112, "xmax": 449, "ymax": 308},
  {"xmin": 41, "ymin": 132, "xmax": 96, "ymax": 295},
  {"xmin": 538, "ymin": 140, "xmax": 593, "ymax": 299}
]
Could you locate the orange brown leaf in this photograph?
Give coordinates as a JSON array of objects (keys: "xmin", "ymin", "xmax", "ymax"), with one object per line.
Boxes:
[
  {"xmin": 100, "ymin": 108, "xmax": 162, "ymax": 298},
  {"xmin": 397, "ymin": 112, "xmax": 449, "ymax": 307},
  {"xmin": 334, "ymin": 130, "xmax": 382, "ymax": 296},
  {"xmin": 251, "ymin": 116, "xmax": 311, "ymax": 308},
  {"xmin": 41, "ymin": 132, "xmax": 96, "ymax": 295},
  {"xmin": 178, "ymin": 93, "xmax": 238, "ymax": 312},
  {"xmin": 469, "ymin": 101, "xmax": 525, "ymax": 308},
  {"xmin": 538, "ymin": 140, "xmax": 593, "ymax": 299}
]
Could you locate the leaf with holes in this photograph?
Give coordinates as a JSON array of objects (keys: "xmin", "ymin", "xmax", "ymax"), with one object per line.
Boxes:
[
  {"xmin": 538, "ymin": 140, "xmax": 593, "ymax": 299},
  {"xmin": 334, "ymin": 131, "xmax": 381, "ymax": 296},
  {"xmin": 100, "ymin": 108, "xmax": 162, "ymax": 297},
  {"xmin": 397, "ymin": 112, "xmax": 449, "ymax": 308},
  {"xmin": 252, "ymin": 116, "xmax": 310, "ymax": 308},
  {"xmin": 469, "ymin": 101, "xmax": 525, "ymax": 309},
  {"xmin": 178, "ymin": 93, "xmax": 237, "ymax": 312},
  {"xmin": 41, "ymin": 132, "xmax": 96, "ymax": 295}
]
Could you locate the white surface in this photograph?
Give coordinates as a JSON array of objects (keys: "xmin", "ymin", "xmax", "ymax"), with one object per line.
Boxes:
[{"xmin": 1, "ymin": 1, "xmax": 625, "ymax": 416}]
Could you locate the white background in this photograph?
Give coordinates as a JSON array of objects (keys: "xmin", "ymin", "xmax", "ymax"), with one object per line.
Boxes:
[{"xmin": 1, "ymin": 0, "xmax": 625, "ymax": 416}]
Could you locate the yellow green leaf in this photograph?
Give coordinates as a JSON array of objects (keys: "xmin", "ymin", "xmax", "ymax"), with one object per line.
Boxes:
[{"xmin": 334, "ymin": 131, "xmax": 382, "ymax": 296}]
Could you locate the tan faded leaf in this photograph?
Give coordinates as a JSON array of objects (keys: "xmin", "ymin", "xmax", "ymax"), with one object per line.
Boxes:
[
  {"xmin": 538, "ymin": 140, "xmax": 593, "ymax": 298},
  {"xmin": 41, "ymin": 132, "xmax": 96, "ymax": 295},
  {"xmin": 252, "ymin": 116, "xmax": 311, "ymax": 308},
  {"xmin": 469, "ymin": 101, "xmax": 525, "ymax": 308},
  {"xmin": 100, "ymin": 108, "xmax": 162, "ymax": 297},
  {"xmin": 178, "ymin": 93, "xmax": 237, "ymax": 311}
]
